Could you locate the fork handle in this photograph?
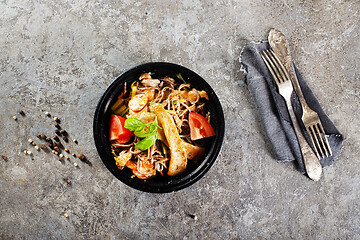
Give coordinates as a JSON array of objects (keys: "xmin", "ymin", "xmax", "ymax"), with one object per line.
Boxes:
[
  {"xmin": 269, "ymin": 29, "xmax": 310, "ymax": 109},
  {"xmin": 285, "ymin": 97, "xmax": 322, "ymax": 181}
]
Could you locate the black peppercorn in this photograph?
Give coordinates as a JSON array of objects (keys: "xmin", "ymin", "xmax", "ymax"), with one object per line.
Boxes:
[
  {"xmin": 78, "ymin": 153, "xmax": 86, "ymax": 161},
  {"xmin": 62, "ymin": 136, "xmax": 68, "ymax": 142},
  {"xmin": 55, "ymin": 123, "xmax": 61, "ymax": 129},
  {"xmin": 19, "ymin": 110, "xmax": 25, "ymax": 116},
  {"xmin": 56, "ymin": 142, "xmax": 63, "ymax": 148},
  {"xmin": 59, "ymin": 129, "xmax": 67, "ymax": 136},
  {"xmin": 53, "ymin": 136, "xmax": 60, "ymax": 142}
]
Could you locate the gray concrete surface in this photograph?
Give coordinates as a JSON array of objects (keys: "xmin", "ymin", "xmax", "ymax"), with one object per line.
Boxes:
[{"xmin": 1, "ymin": 0, "xmax": 359, "ymax": 239}]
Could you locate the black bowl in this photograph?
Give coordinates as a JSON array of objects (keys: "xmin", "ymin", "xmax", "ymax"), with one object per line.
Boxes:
[{"xmin": 93, "ymin": 62, "xmax": 224, "ymax": 193}]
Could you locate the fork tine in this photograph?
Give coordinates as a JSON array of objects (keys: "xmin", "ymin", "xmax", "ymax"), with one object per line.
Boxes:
[
  {"xmin": 269, "ymin": 49, "xmax": 291, "ymax": 81},
  {"xmin": 307, "ymin": 125, "xmax": 321, "ymax": 159},
  {"xmin": 315, "ymin": 124, "xmax": 328, "ymax": 157},
  {"xmin": 262, "ymin": 50, "xmax": 286, "ymax": 83},
  {"xmin": 260, "ymin": 52, "xmax": 281, "ymax": 85},
  {"xmin": 317, "ymin": 123, "xmax": 332, "ymax": 156},
  {"xmin": 309, "ymin": 125, "xmax": 325, "ymax": 159}
]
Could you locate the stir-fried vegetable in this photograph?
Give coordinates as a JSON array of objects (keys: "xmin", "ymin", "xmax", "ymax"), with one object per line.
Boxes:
[{"xmin": 109, "ymin": 72, "xmax": 214, "ymax": 179}]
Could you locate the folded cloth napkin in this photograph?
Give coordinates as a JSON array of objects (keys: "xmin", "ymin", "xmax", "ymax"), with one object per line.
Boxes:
[{"xmin": 240, "ymin": 41, "xmax": 344, "ymax": 173}]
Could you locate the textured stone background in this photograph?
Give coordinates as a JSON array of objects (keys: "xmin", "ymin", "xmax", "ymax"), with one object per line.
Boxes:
[{"xmin": 0, "ymin": 0, "xmax": 359, "ymax": 239}]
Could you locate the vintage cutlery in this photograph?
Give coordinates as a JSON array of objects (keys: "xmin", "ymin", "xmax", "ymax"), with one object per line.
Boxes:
[
  {"xmin": 268, "ymin": 28, "xmax": 332, "ymax": 159},
  {"xmin": 260, "ymin": 49, "xmax": 322, "ymax": 181}
]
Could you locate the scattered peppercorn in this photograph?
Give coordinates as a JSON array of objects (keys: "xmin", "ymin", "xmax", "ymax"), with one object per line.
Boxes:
[
  {"xmin": 72, "ymin": 153, "xmax": 76, "ymax": 157},
  {"xmin": 66, "ymin": 179, "xmax": 71, "ymax": 184},
  {"xmin": 53, "ymin": 116, "xmax": 59, "ymax": 122},
  {"xmin": 2, "ymin": 156, "xmax": 7, "ymax": 161},
  {"xmin": 60, "ymin": 129, "xmax": 67, "ymax": 136},
  {"xmin": 78, "ymin": 153, "xmax": 86, "ymax": 161},
  {"xmin": 55, "ymin": 142, "xmax": 63, "ymax": 148},
  {"xmin": 31, "ymin": 142, "xmax": 36, "ymax": 146},
  {"xmin": 53, "ymin": 136, "xmax": 59, "ymax": 142},
  {"xmin": 54, "ymin": 151, "xmax": 59, "ymax": 155},
  {"xmin": 12, "ymin": 116, "xmax": 17, "ymax": 120},
  {"xmin": 45, "ymin": 112, "xmax": 51, "ymax": 117},
  {"xmin": 26, "ymin": 150, "xmax": 32, "ymax": 155},
  {"xmin": 59, "ymin": 154, "xmax": 64, "ymax": 158},
  {"xmin": 62, "ymin": 136, "xmax": 68, "ymax": 142},
  {"xmin": 65, "ymin": 148, "xmax": 69, "ymax": 153},
  {"xmin": 188, "ymin": 214, "xmax": 198, "ymax": 220},
  {"xmin": 28, "ymin": 139, "xmax": 33, "ymax": 143},
  {"xmin": 63, "ymin": 213, "xmax": 68, "ymax": 218},
  {"xmin": 55, "ymin": 123, "xmax": 61, "ymax": 129},
  {"xmin": 65, "ymin": 155, "xmax": 69, "ymax": 159},
  {"xmin": 73, "ymin": 139, "xmax": 78, "ymax": 144},
  {"xmin": 73, "ymin": 162, "xmax": 78, "ymax": 167},
  {"xmin": 19, "ymin": 110, "xmax": 25, "ymax": 116},
  {"xmin": 34, "ymin": 146, "xmax": 39, "ymax": 150},
  {"xmin": 24, "ymin": 150, "xmax": 27, "ymax": 154}
]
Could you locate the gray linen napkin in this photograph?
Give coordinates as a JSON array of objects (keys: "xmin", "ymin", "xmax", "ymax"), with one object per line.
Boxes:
[{"xmin": 240, "ymin": 41, "xmax": 343, "ymax": 173}]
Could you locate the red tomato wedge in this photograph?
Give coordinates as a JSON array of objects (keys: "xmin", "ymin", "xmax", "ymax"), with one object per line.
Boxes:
[
  {"xmin": 189, "ymin": 112, "xmax": 215, "ymax": 141},
  {"xmin": 109, "ymin": 115, "xmax": 133, "ymax": 143}
]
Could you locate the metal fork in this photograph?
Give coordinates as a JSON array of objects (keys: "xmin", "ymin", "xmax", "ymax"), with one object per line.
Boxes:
[
  {"xmin": 260, "ymin": 49, "xmax": 322, "ymax": 181},
  {"xmin": 268, "ymin": 28, "xmax": 332, "ymax": 159}
]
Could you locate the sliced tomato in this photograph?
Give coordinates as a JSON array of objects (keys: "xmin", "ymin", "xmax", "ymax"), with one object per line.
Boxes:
[
  {"xmin": 109, "ymin": 115, "xmax": 133, "ymax": 143},
  {"xmin": 113, "ymin": 136, "xmax": 133, "ymax": 144},
  {"xmin": 189, "ymin": 112, "xmax": 215, "ymax": 141}
]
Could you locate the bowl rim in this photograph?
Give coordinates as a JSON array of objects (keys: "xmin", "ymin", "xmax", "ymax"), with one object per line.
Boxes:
[{"xmin": 93, "ymin": 62, "xmax": 225, "ymax": 193}]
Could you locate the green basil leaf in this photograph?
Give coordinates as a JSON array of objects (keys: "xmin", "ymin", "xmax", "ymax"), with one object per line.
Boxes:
[
  {"xmin": 124, "ymin": 117, "xmax": 146, "ymax": 132},
  {"xmin": 135, "ymin": 131, "xmax": 158, "ymax": 150},
  {"xmin": 134, "ymin": 129, "xmax": 151, "ymax": 138},
  {"xmin": 147, "ymin": 119, "xmax": 162, "ymax": 132}
]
